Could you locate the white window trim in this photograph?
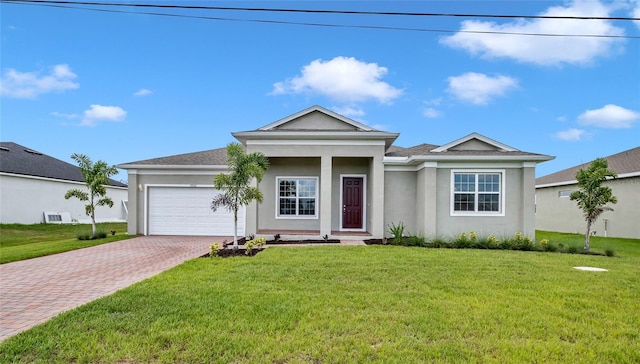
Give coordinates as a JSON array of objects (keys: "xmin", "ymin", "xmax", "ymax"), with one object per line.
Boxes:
[
  {"xmin": 450, "ymin": 169, "xmax": 505, "ymax": 217},
  {"xmin": 275, "ymin": 176, "xmax": 319, "ymax": 219},
  {"xmin": 339, "ymin": 174, "xmax": 367, "ymax": 232},
  {"xmin": 558, "ymin": 190, "xmax": 572, "ymax": 198}
]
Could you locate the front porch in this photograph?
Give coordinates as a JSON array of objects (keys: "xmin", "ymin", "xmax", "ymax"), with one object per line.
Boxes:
[{"xmin": 257, "ymin": 229, "xmax": 372, "ymax": 241}]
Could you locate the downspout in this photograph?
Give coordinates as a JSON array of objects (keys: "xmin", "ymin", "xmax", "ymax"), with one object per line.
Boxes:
[{"xmin": 604, "ymin": 219, "xmax": 608, "ymax": 238}]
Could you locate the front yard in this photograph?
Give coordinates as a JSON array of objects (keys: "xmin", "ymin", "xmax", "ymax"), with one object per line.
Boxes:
[
  {"xmin": 0, "ymin": 222, "xmax": 130, "ymax": 264},
  {"xmin": 1, "ymin": 233, "xmax": 638, "ymax": 363}
]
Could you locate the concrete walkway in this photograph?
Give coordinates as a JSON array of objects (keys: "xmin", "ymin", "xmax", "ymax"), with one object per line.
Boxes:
[{"xmin": 0, "ymin": 236, "xmax": 225, "ymax": 342}]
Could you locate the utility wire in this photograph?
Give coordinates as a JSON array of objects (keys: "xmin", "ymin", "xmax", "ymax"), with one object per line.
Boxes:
[
  {"xmin": 4, "ymin": 0, "xmax": 640, "ymax": 39},
  {"xmin": 4, "ymin": 0, "xmax": 640, "ymax": 21}
]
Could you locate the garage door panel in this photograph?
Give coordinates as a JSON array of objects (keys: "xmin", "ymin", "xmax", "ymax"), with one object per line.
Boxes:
[{"xmin": 148, "ymin": 187, "xmax": 244, "ymax": 236}]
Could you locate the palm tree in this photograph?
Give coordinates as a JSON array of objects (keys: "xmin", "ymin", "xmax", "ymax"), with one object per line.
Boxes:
[
  {"xmin": 65, "ymin": 153, "xmax": 119, "ymax": 237},
  {"xmin": 211, "ymin": 143, "xmax": 269, "ymax": 250},
  {"xmin": 569, "ymin": 158, "xmax": 617, "ymax": 252}
]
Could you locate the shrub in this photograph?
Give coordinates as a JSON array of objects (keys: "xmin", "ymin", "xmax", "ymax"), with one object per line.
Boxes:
[
  {"xmin": 566, "ymin": 245, "xmax": 579, "ymax": 254},
  {"xmin": 245, "ymin": 237, "xmax": 266, "ymax": 255},
  {"xmin": 388, "ymin": 222, "xmax": 405, "ymax": 244},
  {"xmin": 77, "ymin": 231, "xmax": 107, "ymax": 240},
  {"xmin": 77, "ymin": 232, "xmax": 92, "ymax": 240},
  {"xmin": 452, "ymin": 232, "xmax": 473, "ymax": 248},
  {"xmin": 210, "ymin": 243, "xmax": 221, "ymax": 258},
  {"xmin": 486, "ymin": 235, "xmax": 500, "ymax": 249},
  {"xmin": 430, "ymin": 237, "xmax": 448, "ymax": 248},
  {"xmin": 405, "ymin": 235, "xmax": 426, "ymax": 247}
]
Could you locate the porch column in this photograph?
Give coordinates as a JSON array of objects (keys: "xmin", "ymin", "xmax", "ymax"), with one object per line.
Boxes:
[
  {"xmin": 521, "ymin": 163, "xmax": 536, "ymax": 238},
  {"xmin": 245, "ymin": 178, "xmax": 258, "ymax": 237},
  {"xmin": 423, "ymin": 164, "xmax": 438, "ymax": 236},
  {"xmin": 127, "ymin": 170, "xmax": 138, "ymax": 235},
  {"xmin": 371, "ymin": 155, "xmax": 385, "ymax": 238},
  {"xmin": 320, "ymin": 155, "xmax": 332, "ymax": 237}
]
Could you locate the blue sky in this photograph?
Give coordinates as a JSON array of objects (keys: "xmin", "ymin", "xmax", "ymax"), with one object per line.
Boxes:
[{"xmin": 2, "ymin": 0, "xmax": 639, "ymax": 183}]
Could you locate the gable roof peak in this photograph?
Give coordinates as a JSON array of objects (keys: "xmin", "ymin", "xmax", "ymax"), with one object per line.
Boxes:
[
  {"xmin": 431, "ymin": 132, "xmax": 518, "ymax": 153},
  {"xmin": 258, "ymin": 105, "xmax": 375, "ymax": 132}
]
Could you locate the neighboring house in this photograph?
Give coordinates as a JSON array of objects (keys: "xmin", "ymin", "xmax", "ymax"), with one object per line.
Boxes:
[
  {"xmin": 0, "ymin": 142, "xmax": 128, "ymax": 224},
  {"xmin": 535, "ymin": 147, "xmax": 640, "ymax": 239},
  {"xmin": 118, "ymin": 106, "xmax": 553, "ymax": 239}
]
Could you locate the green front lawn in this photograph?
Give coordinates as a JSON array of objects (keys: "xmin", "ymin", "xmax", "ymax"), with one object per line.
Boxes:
[
  {"xmin": 0, "ymin": 222, "xmax": 130, "ymax": 264},
  {"xmin": 1, "ymin": 233, "xmax": 638, "ymax": 363}
]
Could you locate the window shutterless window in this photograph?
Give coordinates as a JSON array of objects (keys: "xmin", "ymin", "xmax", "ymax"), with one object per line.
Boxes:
[
  {"xmin": 558, "ymin": 190, "xmax": 572, "ymax": 198},
  {"xmin": 451, "ymin": 170, "xmax": 504, "ymax": 215},
  {"xmin": 277, "ymin": 177, "xmax": 318, "ymax": 218}
]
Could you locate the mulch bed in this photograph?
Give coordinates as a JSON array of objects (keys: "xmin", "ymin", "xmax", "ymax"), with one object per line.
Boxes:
[
  {"xmin": 266, "ymin": 239, "xmax": 341, "ymax": 245},
  {"xmin": 202, "ymin": 239, "xmax": 342, "ymax": 258},
  {"xmin": 202, "ymin": 248, "xmax": 265, "ymax": 258},
  {"xmin": 364, "ymin": 239, "xmax": 385, "ymax": 245}
]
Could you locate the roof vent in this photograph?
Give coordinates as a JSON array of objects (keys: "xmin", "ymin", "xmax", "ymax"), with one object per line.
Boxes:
[
  {"xmin": 0, "ymin": 147, "xmax": 9, "ymax": 152},
  {"xmin": 25, "ymin": 149, "xmax": 43, "ymax": 155}
]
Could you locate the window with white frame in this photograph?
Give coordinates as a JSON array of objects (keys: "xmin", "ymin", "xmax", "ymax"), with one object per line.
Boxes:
[
  {"xmin": 277, "ymin": 177, "xmax": 318, "ymax": 218},
  {"xmin": 451, "ymin": 170, "xmax": 504, "ymax": 215},
  {"xmin": 558, "ymin": 190, "xmax": 572, "ymax": 198}
]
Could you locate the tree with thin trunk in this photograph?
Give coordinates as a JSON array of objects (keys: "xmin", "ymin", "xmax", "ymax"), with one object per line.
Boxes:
[
  {"xmin": 569, "ymin": 158, "xmax": 617, "ymax": 252},
  {"xmin": 211, "ymin": 143, "xmax": 269, "ymax": 251},
  {"xmin": 65, "ymin": 153, "xmax": 119, "ymax": 237}
]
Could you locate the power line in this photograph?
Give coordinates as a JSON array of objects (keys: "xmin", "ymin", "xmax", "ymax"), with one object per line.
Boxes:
[
  {"xmin": 4, "ymin": 0, "xmax": 640, "ymax": 21},
  {"xmin": 4, "ymin": 0, "xmax": 639, "ymax": 39}
]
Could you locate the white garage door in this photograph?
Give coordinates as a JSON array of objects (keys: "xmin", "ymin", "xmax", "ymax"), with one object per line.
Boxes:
[{"xmin": 148, "ymin": 187, "xmax": 245, "ymax": 236}]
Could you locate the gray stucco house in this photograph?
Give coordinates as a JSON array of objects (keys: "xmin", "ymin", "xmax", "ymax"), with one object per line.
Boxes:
[
  {"xmin": 0, "ymin": 142, "xmax": 128, "ymax": 224},
  {"xmin": 118, "ymin": 106, "xmax": 553, "ymax": 240},
  {"xmin": 535, "ymin": 147, "xmax": 639, "ymax": 239}
]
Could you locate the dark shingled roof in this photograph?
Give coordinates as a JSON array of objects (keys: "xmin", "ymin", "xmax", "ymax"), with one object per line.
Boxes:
[
  {"xmin": 536, "ymin": 146, "xmax": 640, "ymax": 186},
  {"xmin": 123, "ymin": 141, "xmax": 550, "ymax": 167},
  {"xmin": 385, "ymin": 143, "xmax": 550, "ymax": 158},
  {"xmin": 121, "ymin": 147, "xmax": 229, "ymax": 166},
  {"xmin": 0, "ymin": 142, "xmax": 127, "ymax": 187}
]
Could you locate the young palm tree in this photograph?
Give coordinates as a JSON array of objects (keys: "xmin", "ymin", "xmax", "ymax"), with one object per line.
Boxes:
[
  {"xmin": 65, "ymin": 153, "xmax": 119, "ymax": 237},
  {"xmin": 570, "ymin": 158, "xmax": 617, "ymax": 252},
  {"xmin": 211, "ymin": 143, "xmax": 269, "ymax": 250}
]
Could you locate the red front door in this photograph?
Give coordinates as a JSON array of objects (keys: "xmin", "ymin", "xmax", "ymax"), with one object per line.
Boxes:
[{"xmin": 342, "ymin": 177, "xmax": 363, "ymax": 229}]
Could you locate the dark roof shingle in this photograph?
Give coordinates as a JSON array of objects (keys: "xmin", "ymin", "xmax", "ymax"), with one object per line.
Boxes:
[
  {"xmin": 120, "ymin": 147, "xmax": 229, "ymax": 166},
  {"xmin": 0, "ymin": 142, "xmax": 127, "ymax": 187},
  {"xmin": 536, "ymin": 146, "xmax": 640, "ymax": 186}
]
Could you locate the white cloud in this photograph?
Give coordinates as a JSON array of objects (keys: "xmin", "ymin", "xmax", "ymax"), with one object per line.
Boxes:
[
  {"xmin": 633, "ymin": 1, "xmax": 640, "ymax": 28},
  {"xmin": 423, "ymin": 108, "xmax": 442, "ymax": 118},
  {"xmin": 271, "ymin": 56, "xmax": 403, "ymax": 103},
  {"xmin": 555, "ymin": 128, "xmax": 587, "ymax": 141},
  {"xmin": 424, "ymin": 97, "xmax": 442, "ymax": 106},
  {"xmin": 578, "ymin": 104, "xmax": 640, "ymax": 128},
  {"xmin": 134, "ymin": 88, "xmax": 153, "ymax": 96},
  {"xmin": 332, "ymin": 106, "xmax": 365, "ymax": 118},
  {"xmin": 1, "ymin": 64, "xmax": 79, "ymax": 98},
  {"xmin": 51, "ymin": 111, "xmax": 79, "ymax": 119},
  {"xmin": 81, "ymin": 104, "xmax": 127, "ymax": 126},
  {"xmin": 440, "ymin": 0, "xmax": 624, "ymax": 66},
  {"xmin": 446, "ymin": 72, "xmax": 518, "ymax": 105}
]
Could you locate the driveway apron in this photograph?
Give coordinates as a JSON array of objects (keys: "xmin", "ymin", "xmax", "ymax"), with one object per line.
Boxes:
[{"xmin": 0, "ymin": 235, "xmax": 225, "ymax": 342}]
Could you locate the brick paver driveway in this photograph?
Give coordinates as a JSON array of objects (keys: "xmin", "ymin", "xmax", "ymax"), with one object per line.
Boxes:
[{"xmin": 0, "ymin": 235, "xmax": 227, "ymax": 342}]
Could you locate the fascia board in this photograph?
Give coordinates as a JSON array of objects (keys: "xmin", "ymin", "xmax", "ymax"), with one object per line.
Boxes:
[
  {"xmin": 535, "ymin": 171, "xmax": 639, "ymax": 189},
  {"xmin": 116, "ymin": 164, "xmax": 228, "ymax": 170},
  {"xmin": 404, "ymin": 154, "xmax": 554, "ymax": 163},
  {"xmin": 233, "ymin": 130, "xmax": 399, "ymax": 140}
]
